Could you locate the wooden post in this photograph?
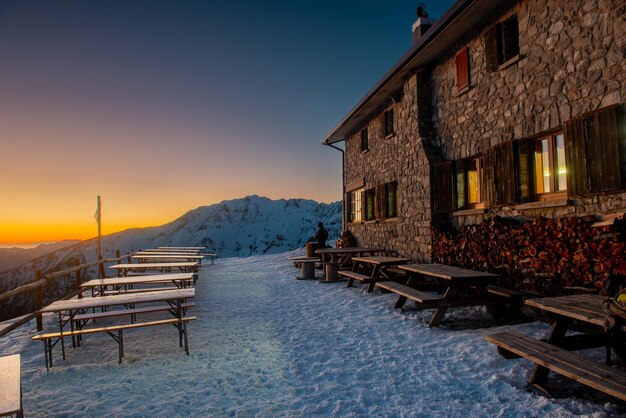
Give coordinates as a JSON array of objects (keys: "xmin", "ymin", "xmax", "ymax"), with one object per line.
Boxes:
[
  {"xmin": 98, "ymin": 256, "xmax": 105, "ymax": 280},
  {"xmin": 116, "ymin": 249, "xmax": 120, "ymax": 259},
  {"xmin": 75, "ymin": 258, "xmax": 82, "ymax": 299},
  {"xmin": 35, "ymin": 270, "xmax": 43, "ymax": 331}
]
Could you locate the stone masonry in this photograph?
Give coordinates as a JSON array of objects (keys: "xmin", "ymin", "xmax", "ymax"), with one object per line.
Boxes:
[{"xmin": 343, "ymin": 0, "xmax": 626, "ymax": 262}]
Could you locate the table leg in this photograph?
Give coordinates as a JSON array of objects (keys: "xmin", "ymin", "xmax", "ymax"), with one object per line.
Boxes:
[
  {"xmin": 429, "ymin": 287, "xmax": 455, "ymax": 327},
  {"xmin": 58, "ymin": 312, "xmax": 66, "ymax": 360},
  {"xmin": 367, "ymin": 266, "xmax": 380, "ymax": 293},
  {"xmin": 528, "ymin": 318, "xmax": 570, "ymax": 387}
]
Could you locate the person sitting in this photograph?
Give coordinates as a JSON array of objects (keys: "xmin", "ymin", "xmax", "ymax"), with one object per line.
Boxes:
[{"xmin": 314, "ymin": 222, "xmax": 329, "ymax": 249}]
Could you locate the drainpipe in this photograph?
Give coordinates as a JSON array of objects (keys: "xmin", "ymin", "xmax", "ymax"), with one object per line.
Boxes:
[{"xmin": 324, "ymin": 142, "xmax": 346, "ymax": 231}]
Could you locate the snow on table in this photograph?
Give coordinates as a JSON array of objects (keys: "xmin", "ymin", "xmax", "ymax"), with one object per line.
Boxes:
[{"xmin": 0, "ymin": 251, "xmax": 624, "ymax": 417}]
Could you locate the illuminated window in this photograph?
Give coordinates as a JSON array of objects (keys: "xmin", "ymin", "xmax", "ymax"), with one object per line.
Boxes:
[
  {"xmin": 467, "ymin": 158, "xmax": 481, "ymax": 204},
  {"xmin": 533, "ymin": 132, "xmax": 566, "ymax": 195},
  {"xmin": 350, "ymin": 190, "xmax": 362, "ymax": 222}
]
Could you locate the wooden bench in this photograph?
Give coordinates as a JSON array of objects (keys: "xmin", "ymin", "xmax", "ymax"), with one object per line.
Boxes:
[
  {"xmin": 485, "ymin": 331, "xmax": 626, "ymax": 402},
  {"xmin": 0, "ymin": 354, "xmax": 22, "ymax": 418},
  {"xmin": 338, "ymin": 271, "xmax": 373, "ymax": 288},
  {"xmin": 486, "ymin": 285, "xmax": 539, "ymax": 303},
  {"xmin": 101, "ymin": 286, "xmax": 177, "ymax": 296},
  {"xmin": 375, "ymin": 281, "xmax": 444, "ymax": 308},
  {"xmin": 32, "ymin": 316, "xmax": 196, "ymax": 370}
]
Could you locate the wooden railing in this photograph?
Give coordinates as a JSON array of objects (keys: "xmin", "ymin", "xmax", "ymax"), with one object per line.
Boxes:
[{"xmin": 0, "ymin": 250, "xmax": 131, "ymax": 338}]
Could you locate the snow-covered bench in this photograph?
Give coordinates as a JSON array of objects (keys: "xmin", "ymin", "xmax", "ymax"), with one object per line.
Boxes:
[
  {"xmin": 485, "ymin": 331, "xmax": 626, "ymax": 402},
  {"xmin": 32, "ymin": 317, "xmax": 196, "ymax": 370},
  {"xmin": 0, "ymin": 354, "xmax": 22, "ymax": 417}
]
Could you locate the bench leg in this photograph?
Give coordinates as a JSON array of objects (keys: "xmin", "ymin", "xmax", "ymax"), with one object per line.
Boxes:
[
  {"xmin": 346, "ymin": 278, "xmax": 354, "ymax": 288},
  {"xmin": 43, "ymin": 340, "xmax": 50, "ymax": 371},
  {"xmin": 118, "ymin": 330, "xmax": 124, "ymax": 364},
  {"xmin": 183, "ymin": 321, "xmax": 189, "ymax": 355},
  {"xmin": 394, "ymin": 295, "xmax": 408, "ymax": 309},
  {"xmin": 367, "ymin": 282, "xmax": 376, "ymax": 293}
]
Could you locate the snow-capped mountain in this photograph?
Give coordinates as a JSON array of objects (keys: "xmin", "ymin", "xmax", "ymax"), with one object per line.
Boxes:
[{"xmin": 0, "ymin": 195, "xmax": 341, "ymax": 311}]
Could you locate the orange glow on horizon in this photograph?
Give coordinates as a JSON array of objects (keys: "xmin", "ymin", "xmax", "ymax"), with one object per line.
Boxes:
[{"xmin": 0, "ymin": 222, "xmax": 158, "ymax": 244}]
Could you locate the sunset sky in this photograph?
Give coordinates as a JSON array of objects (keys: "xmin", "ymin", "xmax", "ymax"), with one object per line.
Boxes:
[{"xmin": 0, "ymin": 0, "xmax": 454, "ymax": 245}]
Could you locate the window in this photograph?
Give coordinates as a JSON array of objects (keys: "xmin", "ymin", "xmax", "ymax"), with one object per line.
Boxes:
[
  {"xmin": 456, "ymin": 48, "xmax": 470, "ymax": 91},
  {"xmin": 349, "ymin": 189, "xmax": 363, "ymax": 222},
  {"xmin": 484, "ymin": 14, "xmax": 519, "ymax": 71},
  {"xmin": 532, "ymin": 133, "xmax": 567, "ymax": 196},
  {"xmin": 360, "ymin": 182, "xmax": 398, "ymax": 220},
  {"xmin": 384, "ymin": 109, "xmax": 394, "ymax": 136},
  {"xmin": 467, "ymin": 158, "xmax": 482, "ymax": 205},
  {"xmin": 360, "ymin": 128, "xmax": 369, "ymax": 152}
]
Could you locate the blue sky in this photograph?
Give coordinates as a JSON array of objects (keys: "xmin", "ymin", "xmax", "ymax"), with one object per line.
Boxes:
[{"xmin": 0, "ymin": 0, "xmax": 456, "ymax": 243}]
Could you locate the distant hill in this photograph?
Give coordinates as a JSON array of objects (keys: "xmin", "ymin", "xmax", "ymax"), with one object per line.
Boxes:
[
  {"xmin": 0, "ymin": 195, "xmax": 341, "ymax": 317},
  {"xmin": 0, "ymin": 241, "xmax": 80, "ymax": 272}
]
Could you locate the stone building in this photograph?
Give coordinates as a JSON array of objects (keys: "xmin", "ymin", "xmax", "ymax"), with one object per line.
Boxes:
[{"xmin": 322, "ymin": 0, "xmax": 626, "ymax": 292}]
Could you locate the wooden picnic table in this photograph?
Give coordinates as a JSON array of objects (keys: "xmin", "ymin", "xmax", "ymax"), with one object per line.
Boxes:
[
  {"xmin": 81, "ymin": 273, "xmax": 195, "ymax": 294},
  {"xmin": 158, "ymin": 246, "xmax": 205, "ymax": 251},
  {"xmin": 396, "ymin": 263, "xmax": 499, "ymax": 326},
  {"xmin": 109, "ymin": 262, "xmax": 198, "ymax": 277},
  {"xmin": 525, "ymin": 294, "xmax": 626, "ymax": 384},
  {"xmin": 315, "ymin": 247, "xmax": 385, "ymax": 271},
  {"xmin": 142, "ymin": 248, "xmax": 203, "ymax": 254},
  {"xmin": 342, "ymin": 256, "xmax": 411, "ymax": 292},
  {"xmin": 131, "ymin": 254, "xmax": 205, "ymax": 264},
  {"xmin": 39, "ymin": 288, "xmax": 195, "ymax": 363},
  {"xmin": 486, "ymin": 294, "xmax": 626, "ymax": 401}
]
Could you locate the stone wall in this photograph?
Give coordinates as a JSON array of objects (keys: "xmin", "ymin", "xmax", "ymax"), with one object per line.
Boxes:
[
  {"xmin": 344, "ymin": 75, "xmax": 435, "ymax": 261},
  {"xmin": 343, "ymin": 0, "xmax": 626, "ymax": 265}
]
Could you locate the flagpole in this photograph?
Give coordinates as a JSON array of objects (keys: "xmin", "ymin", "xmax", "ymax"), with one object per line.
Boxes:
[{"xmin": 97, "ymin": 196, "xmax": 102, "ymax": 278}]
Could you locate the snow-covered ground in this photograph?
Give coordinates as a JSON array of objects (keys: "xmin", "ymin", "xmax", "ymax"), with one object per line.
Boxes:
[{"xmin": 1, "ymin": 252, "xmax": 624, "ymax": 417}]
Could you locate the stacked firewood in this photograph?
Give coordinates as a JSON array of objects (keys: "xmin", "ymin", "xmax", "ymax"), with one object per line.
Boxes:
[
  {"xmin": 432, "ymin": 215, "xmax": 626, "ymax": 296},
  {"xmin": 336, "ymin": 229, "xmax": 357, "ymax": 248}
]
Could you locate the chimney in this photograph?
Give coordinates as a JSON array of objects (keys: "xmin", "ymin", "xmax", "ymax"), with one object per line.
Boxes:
[{"xmin": 412, "ymin": 3, "xmax": 436, "ymax": 44}]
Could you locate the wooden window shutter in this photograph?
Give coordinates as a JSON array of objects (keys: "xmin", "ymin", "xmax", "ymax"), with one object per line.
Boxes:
[
  {"xmin": 456, "ymin": 48, "xmax": 470, "ymax": 90},
  {"xmin": 432, "ymin": 161, "xmax": 455, "ymax": 212},
  {"xmin": 455, "ymin": 159, "xmax": 467, "ymax": 209},
  {"xmin": 484, "ymin": 26, "xmax": 499, "ymax": 71},
  {"xmin": 344, "ymin": 192, "xmax": 351, "ymax": 223},
  {"xmin": 564, "ymin": 115, "xmax": 588, "ymax": 195},
  {"xmin": 386, "ymin": 181, "xmax": 398, "ymax": 218},
  {"xmin": 484, "ymin": 142, "xmax": 516, "ymax": 206},
  {"xmin": 565, "ymin": 104, "xmax": 624, "ymax": 195},
  {"xmin": 360, "ymin": 190, "xmax": 367, "ymax": 221},
  {"xmin": 514, "ymin": 138, "xmax": 532, "ymax": 203},
  {"xmin": 502, "ymin": 15, "xmax": 519, "ymax": 61},
  {"xmin": 589, "ymin": 104, "xmax": 622, "ymax": 192},
  {"xmin": 375, "ymin": 184, "xmax": 386, "ymax": 219}
]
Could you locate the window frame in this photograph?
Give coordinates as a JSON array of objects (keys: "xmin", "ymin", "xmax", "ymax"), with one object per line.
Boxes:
[
  {"xmin": 484, "ymin": 14, "xmax": 520, "ymax": 72},
  {"xmin": 349, "ymin": 189, "xmax": 363, "ymax": 223},
  {"xmin": 384, "ymin": 109, "xmax": 395, "ymax": 137},
  {"xmin": 360, "ymin": 128, "xmax": 369, "ymax": 152},
  {"xmin": 531, "ymin": 131, "xmax": 567, "ymax": 201},
  {"xmin": 455, "ymin": 47, "xmax": 470, "ymax": 92}
]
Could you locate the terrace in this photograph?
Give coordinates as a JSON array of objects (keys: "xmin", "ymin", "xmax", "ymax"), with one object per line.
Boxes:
[{"xmin": 0, "ymin": 251, "xmax": 623, "ymax": 416}]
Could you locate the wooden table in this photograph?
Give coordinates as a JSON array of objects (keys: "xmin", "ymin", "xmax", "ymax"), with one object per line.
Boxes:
[
  {"xmin": 346, "ymin": 256, "xmax": 411, "ymax": 292},
  {"xmin": 0, "ymin": 354, "xmax": 22, "ymax": 418},
  {"xmin": 525, "ymin": 294, "xmax": 626, "ymax": 385},
  {"xmin": 316, "ymin": 247, "xmax": 385, "ymax": 271},
  {"xmin": 158, "ymin": 246, "xmax": 205, "ymax": 252},
  {"xmin": 131, "ymin": 254, "xmax": 205, "ymax": 264},
  {"xmin": 109, "ymin": 262, "xmax": 198, "ymax": 277},
  {"xmin": 40, "ymin": 288, "xmax": 195, "ymax": 361},
  {"xmin": 81, "ymin": 273, "xmax": 195, "ymax": 295},
  {"xmin": 398, "ymin": 263, "xmax": 499, "ymax": 326}
]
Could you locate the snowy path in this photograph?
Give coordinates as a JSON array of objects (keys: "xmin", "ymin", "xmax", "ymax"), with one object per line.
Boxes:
[{"xmin": 1, "ymin": 252, "xmax": 624, "ymax": 417}]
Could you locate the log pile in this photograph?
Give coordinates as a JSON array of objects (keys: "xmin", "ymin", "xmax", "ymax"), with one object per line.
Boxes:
[{"xmin": 432, "ymin": 215, "xmax": 626, "ymax": 296}]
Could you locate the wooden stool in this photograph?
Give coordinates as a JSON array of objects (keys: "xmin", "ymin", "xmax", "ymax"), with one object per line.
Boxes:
[
  {"xmin": 322, "ymin": 262, "xmax": 339, "ymax": 283},
  {"xmin": 296, "ymin": 259, "xmax": 317, "ymax": 280}
]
